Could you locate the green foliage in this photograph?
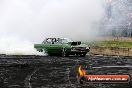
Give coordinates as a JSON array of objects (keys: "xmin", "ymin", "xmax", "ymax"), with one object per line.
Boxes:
[{"xmin": 85, "ymin": 40, "xmax": 132, "ymax": 48}]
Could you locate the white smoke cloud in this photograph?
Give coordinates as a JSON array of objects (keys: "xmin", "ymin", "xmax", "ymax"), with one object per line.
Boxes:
[
  {"xmin": 0, "ymin": 36, "xmax": 44, "ymax": 55},
  {"xmin": 0, "ymin": 0, "xmax": 104, "ymax": 55}
]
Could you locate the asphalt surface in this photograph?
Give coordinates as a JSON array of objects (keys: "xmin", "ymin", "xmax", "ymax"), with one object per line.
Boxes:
[{"xmin": 0, "ymin": 55, "xmax": 132, "ymax": 88}]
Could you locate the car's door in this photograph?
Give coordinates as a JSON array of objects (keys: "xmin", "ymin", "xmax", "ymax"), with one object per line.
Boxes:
[{"xmin": 45, "ymin": 38, "xmax": 62, "ymax": 54}]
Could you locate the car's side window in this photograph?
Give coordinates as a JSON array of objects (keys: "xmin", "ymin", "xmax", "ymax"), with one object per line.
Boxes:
[
  {"xmin": 42, "ymin": 38, "xmax": 60, "ymax": 44},
  {"xmin": 46, "ymin": 39, "xmax": 52, "ymax": 44},
  {"xmin": 54, "ymin": 40, "xmax": 59, "ymax": 44},
  {"xmin": 52, "ymin": 39, "xmax": 56, "ymax": 44}
]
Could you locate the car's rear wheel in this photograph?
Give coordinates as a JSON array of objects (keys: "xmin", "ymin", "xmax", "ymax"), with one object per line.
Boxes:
[{"xmin": 37, "ymin": 48, "xmax": 43, "ymax": 52}]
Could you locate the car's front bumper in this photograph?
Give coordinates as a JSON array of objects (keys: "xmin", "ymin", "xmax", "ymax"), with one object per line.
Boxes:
[
  {"xmin": 71, "ymin": 49, "xmax": 90, "ymax": 53},
  {"xmin": 70, "ymin": 47, "xmax": 90, "ymax": 54}
]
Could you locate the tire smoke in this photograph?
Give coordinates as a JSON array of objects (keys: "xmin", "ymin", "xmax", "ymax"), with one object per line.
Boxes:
[
  {"xmin": 0, "ymin": 0, "xmax": 104, "ymax": 55},
  {"xmin": 0, "ymin": 36, "xmax": 44, "ymax": 55}
]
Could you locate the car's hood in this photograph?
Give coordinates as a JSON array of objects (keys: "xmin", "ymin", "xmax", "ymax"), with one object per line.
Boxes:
[
  {"xmin": 68, "ymin": 41, "xmax": 81, "ymax": 46},
  {"xmin": 67, "ymin": 41, "xmax": 88, "ymax": 47}
]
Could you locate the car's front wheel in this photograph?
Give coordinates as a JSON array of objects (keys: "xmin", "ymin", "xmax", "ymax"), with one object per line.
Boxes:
[
  {"xmin": 79, "ymin": 53, "xmax": 87, "ymax": 57},
  {"xmin": 62, "ymin": 48, "xmax": 69, "ymax": 57}
]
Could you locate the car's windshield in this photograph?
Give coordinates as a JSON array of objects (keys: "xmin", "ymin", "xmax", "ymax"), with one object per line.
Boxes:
[{"xmin": 58, "ymin": 38, "xmax": 73, "ymax": 43}]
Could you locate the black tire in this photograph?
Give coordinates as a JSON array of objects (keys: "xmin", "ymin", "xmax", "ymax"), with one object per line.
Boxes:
[
  {"xmin": 62, "ymin": 48, "xmax": 69, "ymax": 57},
  {"xmin": 37, "ymin": 49, "xmax": 43, "ymax": 52}
]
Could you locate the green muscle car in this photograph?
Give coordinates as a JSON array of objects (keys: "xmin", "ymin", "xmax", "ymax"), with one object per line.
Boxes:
[{"xmin": 34, "ymin": 38, "xmax": 90, "ymax": 56}]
